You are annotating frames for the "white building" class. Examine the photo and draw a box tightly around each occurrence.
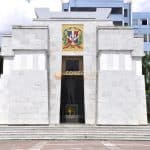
[0,9,147,125]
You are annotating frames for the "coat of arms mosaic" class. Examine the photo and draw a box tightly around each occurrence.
[62,24,84,51]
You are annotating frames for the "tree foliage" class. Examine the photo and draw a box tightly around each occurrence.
[142,54,150,98]
[142,54,150,120]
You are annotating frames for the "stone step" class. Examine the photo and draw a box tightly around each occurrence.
[0,127,149,131]
[1,131,150,133]
[0,134,150,140]
[0,132,150,136]
[0,125,150,129]
[0,129,150,133]
[0,125,149,140]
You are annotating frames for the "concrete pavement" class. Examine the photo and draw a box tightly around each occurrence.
[0,140,150,150]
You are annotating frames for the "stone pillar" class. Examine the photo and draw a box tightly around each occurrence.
[49,53,62,124]
[84,55,97,124]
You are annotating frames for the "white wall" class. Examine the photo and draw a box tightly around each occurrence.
[3,51,47,75]
[12,27,48,50]
[132,57,142,76]
[98,29,134,51]
[136,60,142,75]
[100,51,132,71]
[124,54,132,71]
[3,57,13,74]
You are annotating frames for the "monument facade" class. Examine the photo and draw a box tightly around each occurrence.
[0,9,147,125]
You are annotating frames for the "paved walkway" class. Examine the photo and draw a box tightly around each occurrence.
[0,140,150,150]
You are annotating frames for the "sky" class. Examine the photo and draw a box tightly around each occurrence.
[0,0,150,34]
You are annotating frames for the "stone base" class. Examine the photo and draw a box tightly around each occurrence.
[97,71,147,125]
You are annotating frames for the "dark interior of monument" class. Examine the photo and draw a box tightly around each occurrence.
[60,75,85,123]
[60,56,85,123]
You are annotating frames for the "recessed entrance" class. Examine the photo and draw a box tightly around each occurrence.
[60,56,85,123]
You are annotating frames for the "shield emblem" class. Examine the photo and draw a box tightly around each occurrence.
[62,24,83,51]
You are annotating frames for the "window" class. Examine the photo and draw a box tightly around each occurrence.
[62,57,83,73]
[124,23,128,26]
[111,7,122,14]
[66,60,79,71]
[144,34,147,42]
[113,21,122,26]
[124,9,128,17]
[71,7,96,12]
[64,9,68,12]
[142,19,147,25]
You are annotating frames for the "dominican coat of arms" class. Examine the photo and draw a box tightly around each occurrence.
[62,24,83,51]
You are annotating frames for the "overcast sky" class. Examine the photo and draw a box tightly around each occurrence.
[0,0,150,34]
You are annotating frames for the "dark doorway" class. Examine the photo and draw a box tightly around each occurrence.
[60,57,85,123]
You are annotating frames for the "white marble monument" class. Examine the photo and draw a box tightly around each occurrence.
[0,9,147,125]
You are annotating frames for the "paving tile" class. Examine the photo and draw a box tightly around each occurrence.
[0,140,150,150]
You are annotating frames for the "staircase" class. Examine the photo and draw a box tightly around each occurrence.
[0,125,150,140]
